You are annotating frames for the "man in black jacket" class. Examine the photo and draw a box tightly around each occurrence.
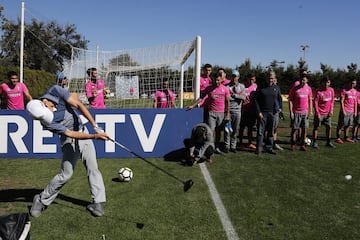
[254,71,282,155]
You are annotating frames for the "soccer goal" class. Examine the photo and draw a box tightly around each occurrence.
[63,36,201,108]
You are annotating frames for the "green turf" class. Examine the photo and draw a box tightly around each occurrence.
[1,105,360,239]
[1,143,359,239]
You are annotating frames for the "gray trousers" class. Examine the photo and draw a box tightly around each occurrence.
[224,110,241,150]
[39,128,106,206]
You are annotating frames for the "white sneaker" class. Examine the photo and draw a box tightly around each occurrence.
[87,203,105,217]
[273,143,284,151]
[215,147,224,155]
[30,194,46,217]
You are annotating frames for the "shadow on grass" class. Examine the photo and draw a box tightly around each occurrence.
[162,138,192,166]
[163,148,188,161]
[0,188,90,207]
[0,189,145,229]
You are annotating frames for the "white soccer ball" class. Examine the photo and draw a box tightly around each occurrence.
[305,137,312,146]
[345,175,352,180]
[118,167,133,182]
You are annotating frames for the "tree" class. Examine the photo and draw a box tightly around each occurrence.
[0,12,88,73]
[320,63,333,75]
[109,53,139,66]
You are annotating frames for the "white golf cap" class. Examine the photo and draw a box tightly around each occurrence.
[26,99,54,125]
[232,69,240,77]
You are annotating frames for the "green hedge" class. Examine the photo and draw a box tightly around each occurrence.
[0,66,55,98]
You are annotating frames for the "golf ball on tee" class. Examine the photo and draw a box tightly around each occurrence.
[345,175,352,180]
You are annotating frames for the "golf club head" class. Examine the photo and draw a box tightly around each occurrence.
[183,179,194,192]
[136,223,144,229]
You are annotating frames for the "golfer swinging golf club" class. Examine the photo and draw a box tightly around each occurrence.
[26,82,109,218]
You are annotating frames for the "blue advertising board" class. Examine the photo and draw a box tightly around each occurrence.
[0,108,202,158]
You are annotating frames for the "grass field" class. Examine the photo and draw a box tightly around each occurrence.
[1,107,360,239]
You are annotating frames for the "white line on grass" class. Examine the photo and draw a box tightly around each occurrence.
[199,163,239,240]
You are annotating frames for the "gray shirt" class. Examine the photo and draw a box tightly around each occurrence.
[227,82,246,112]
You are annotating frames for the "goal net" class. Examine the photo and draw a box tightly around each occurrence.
[63,36,201,108]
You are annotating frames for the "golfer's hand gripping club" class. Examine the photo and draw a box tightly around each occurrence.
[93,124,104,133]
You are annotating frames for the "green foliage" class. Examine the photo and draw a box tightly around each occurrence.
[0,12,88,73]
[109,53,140,66]
[233,60,360,93]
[1,4,360,95]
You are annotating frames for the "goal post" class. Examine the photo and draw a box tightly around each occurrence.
[63,36,201,109]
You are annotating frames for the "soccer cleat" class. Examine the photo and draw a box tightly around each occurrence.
[291,144,296,151]
[300,145,306,151]
[230,148,237,153]
[215,147,224,155]
[224,148,229,153]
[312,142,319,149]
[351,137,358,142]
[335,138,344,144]
[30,194,46,218]
[326,142,336,148]
[87,203,105,217]
[247,144,256,150]
[273,143,284,151]
[237,145,246,151]
[345,138,355,143]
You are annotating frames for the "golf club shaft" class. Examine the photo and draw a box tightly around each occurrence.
[108,138,185,184]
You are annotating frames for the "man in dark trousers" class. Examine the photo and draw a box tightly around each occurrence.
[254,71,282,155]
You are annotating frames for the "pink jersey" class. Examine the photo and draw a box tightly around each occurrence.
[357,91,360,114]
[200,76,212,91]
[341,88,357,113]
[289,84,312,114]
[0,82,29,110]
[222,78,231,85]
[85,79,106,109]
[242,83,257,112]
[314,87,334,116]
[199,76,212,108]
[153,89,175,108]
[203,84,230,112]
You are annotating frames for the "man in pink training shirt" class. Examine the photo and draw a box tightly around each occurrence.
[187,72,230,155]
[288,73,313,151]
[335,78,357,143]
[85,67,107,109]
[0,71,32,110]
[238,73,257,151]
[199,64,212,122]
[200,64,212,91]
[153,78,176,108]
[352,88,360,141]
[311,76,336,149]
[217,68,231,85]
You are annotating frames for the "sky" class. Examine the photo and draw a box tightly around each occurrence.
[1,0,359,73]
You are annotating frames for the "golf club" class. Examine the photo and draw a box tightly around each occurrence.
[108,138,194,192]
